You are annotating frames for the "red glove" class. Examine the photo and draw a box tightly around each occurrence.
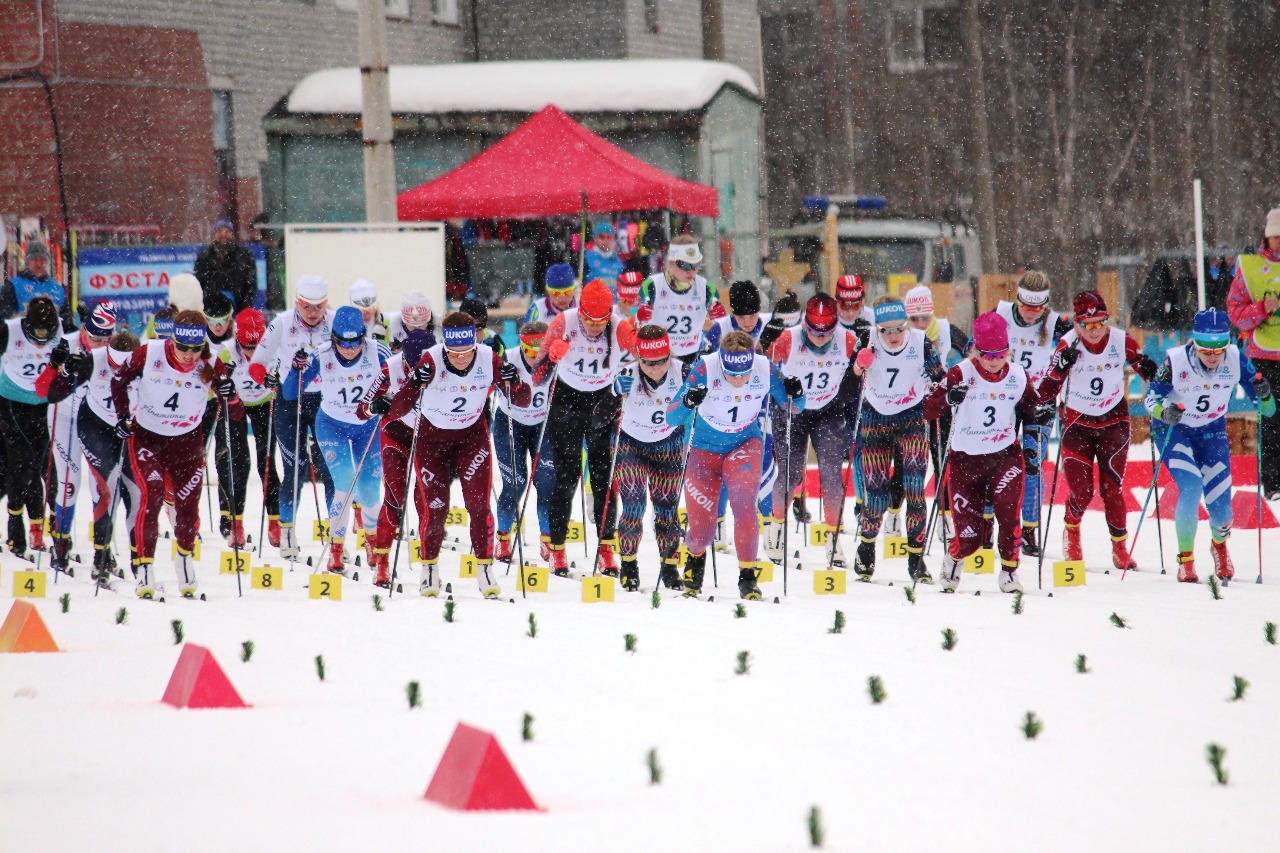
[248,362,267,385]
[547,338,571,363]
[635,304,654,324]
[708,301,727,321]
[854,348,875,374]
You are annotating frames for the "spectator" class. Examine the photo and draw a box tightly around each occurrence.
[194,218,257,312]
[2,239,75,328]
[584,222,625,293]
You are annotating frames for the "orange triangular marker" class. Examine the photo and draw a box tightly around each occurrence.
[0,600,60,653]
[162,643,248,708]
[424,722,541,811]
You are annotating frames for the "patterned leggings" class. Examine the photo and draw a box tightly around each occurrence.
[854,404,929,550]
[615,429,685,559]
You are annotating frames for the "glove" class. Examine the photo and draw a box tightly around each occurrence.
[1158,403,1185,425]
[215,376,237,400]
[263,371,280,389]
[683,385,708,408]
[369,395,392,416]
[758,316,786,351]
[67,351,93,378]
[854,347,875,374]
[784,376,804,399]
[291,348,310,372]
[1134,355,1158,382]
[410,360,435,386]
[113,418,132,440]
[1254,374,1272,400]
[946,382,969,406]
[547,338,571,363]
[635,304,654,325]
[615,373,635,395]
[1051,345,1080,374]
[499,361,519,383]
[49,339,70,369]
[708,302,727,321]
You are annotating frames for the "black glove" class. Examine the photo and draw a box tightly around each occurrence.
[411,360,435,386]
[1051,345,1080,374]
[369,395,392,416]
[114,418,132,440]
[1134,355,1158,382]
[945,382,969,406]
[1159,403,1184,425]
[67,351,93,379]
[683,385,708,408]
[1023,445,1040,477]
[215,376,237,400]
[263,371,281,389]
[49,339,70,369]
[758,316,786,351]
[1253,375,1272,400]
[291,348,310,372]
[783,376,804,399]
[500,361,519,383]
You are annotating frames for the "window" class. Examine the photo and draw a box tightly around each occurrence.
[212,91,237,226]
[644,0,660,33]
[336,0,411,20]
[432,0,459,25]
[923,7,961,65]
[887,3,960,73]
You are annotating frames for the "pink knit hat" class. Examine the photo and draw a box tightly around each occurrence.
[972,311,1009,352]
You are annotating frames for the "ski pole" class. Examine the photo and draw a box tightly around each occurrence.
[499,405,527,599]
[782,401,793,596]
[37,400,60,575]
[221,394,244,598]
[826,381,865,570]
[588,401,626,578]
[288,365,305,571]
[1125,420,1177,580]
[923,401,961,558]
[1036,414,1069,591]
[508,366,560,574]
[1258,394,1265,585]
[316,421,381,569]
[387,384,429,601]
[1151,428,1166,575]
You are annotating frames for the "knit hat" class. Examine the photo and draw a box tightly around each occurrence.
[204,292,234,323]
[874,300,908,326]
[296,274,328,305]
[903,285,934,317]
[1266,208,1280,239]
[23,240,50,263]
[168,273,204,313]
[402,329,433,369]
[804,292,839,334]
[23,297,58,344]
[972,311,1009,352]
[774,290,802,324]
[579,279,614,323]
[835,274,864,301]
[212,218,233,236]
[349,279,377,307]
[592,221,616,237]
[729,280,761,316]
[636,330,671,361]
[1192,308,1231,348]
[617,271,643,302]
[545,262,577,293]
[1072,290,1108,322]
[83,301,117,339]
[459,297,488,326]
[235,308,266,347]
[400,291,433,328]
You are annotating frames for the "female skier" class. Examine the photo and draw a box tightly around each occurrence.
[1145,309,1276,582]
[524,262,579,324]
[636,235,723,361]
[220,309,280,546]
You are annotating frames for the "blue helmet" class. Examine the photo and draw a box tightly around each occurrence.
[1192,308,1230,349]
[332,305,366,345]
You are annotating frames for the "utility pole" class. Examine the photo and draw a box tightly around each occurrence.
[962,0,999,272]
[1208,0,1232,242]
[358,0,397,222]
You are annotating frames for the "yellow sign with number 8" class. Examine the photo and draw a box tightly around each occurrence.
[1053,560,1086,587]
[252,566,282,591]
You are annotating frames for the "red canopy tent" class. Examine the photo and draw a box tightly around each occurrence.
[396,105,719,220]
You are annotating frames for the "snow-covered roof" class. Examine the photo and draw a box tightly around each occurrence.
[285,60,759,115]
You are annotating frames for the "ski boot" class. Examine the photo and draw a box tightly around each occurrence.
[175,549,198,598]
[907,551,932,584]
[477,557,500,599]
[50,534,73,575]
[1062,523,1083,562]
[230,518,247,548]
[1210,538,1234,581]
[619,558,641,592]
[91,547,114,588]
[738,564,762,600]
[327,542,346,575]
[1110,535,1137,571]
[792,495,811,524]
[998,564,1024,593]
[495,532,513,563]
[219,512,233,541]
[826,535,846,569]
[1177,551,1198,583]
[550,545,570,577]
[938,552,963,592]
[419,561,441,597]
[267,516,282,549]
[884,507,903,538]
[1021,524,1040,557]
[135,560,157,599]
[7,511,26,559]
[853,538,876,579]
[596,541,620,577]
[681,552,706,597]
[373,550,391,588]
[658,558,684,591]
[763,518,785,563]
[279,524,300,561]
[29,520,45,552]
[539,534,552,563]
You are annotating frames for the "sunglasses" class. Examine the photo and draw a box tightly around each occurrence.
[86,333,111,343]
[880,323,907,334]
[674,261,698,272]
[351,297,377,308]
[1196,345,1228,355]
[173,341,203,353]
[445,345,476,355]
[334,338,363,349]
[640,356,670,367]
[546,287,576,296]
[978,348,1009,359]
[1078,319,1108,331]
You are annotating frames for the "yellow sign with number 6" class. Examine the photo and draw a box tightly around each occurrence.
[965,548,995,574]
[581,575,615,602]
[519,565,548,592]
[252,566,282,591]
[814,569,847,595]
[309,574,342,600]
[1053,560,1086,587]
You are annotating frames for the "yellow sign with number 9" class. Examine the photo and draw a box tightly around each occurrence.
[965,548,995,574]
[809,523,834,547]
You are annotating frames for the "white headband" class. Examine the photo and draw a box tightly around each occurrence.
[1017,287,1050,307]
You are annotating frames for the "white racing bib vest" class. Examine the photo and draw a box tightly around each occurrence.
[934,319,953,360]
[419,343,494,430]
[315,344,381,424]
[779,328,852,411]
[495,350,549,426]
[87,348,137,424]
[0,317,59,402]
[863,328,932,416]
[713,313,773,347]
[383,354,420,428]
[620,362,683,443]
[133,340,211,436]
[996,300,1060,386]
[1062,327,1127,415]
[1165,344,1240,428]
[698,356,772,434]
[231,346,273,406]
[557,309,621,392]
[263,308,335,382]
[650,273,709,356]
[949,360,1028,454]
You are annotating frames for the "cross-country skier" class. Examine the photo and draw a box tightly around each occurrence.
[636,235,723,361]
[219,309,280,546]
[383,290,436,352]
[925,311,1043,593]
[703,280,779,353]
[524,262,579,325]
[1036,290,1158,570]
[836,275,875,329]
[666,331,805,598]
[616,271,644,318]
[1145,308,1276,582]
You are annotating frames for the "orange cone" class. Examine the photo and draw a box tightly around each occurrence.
[0,600,60,653]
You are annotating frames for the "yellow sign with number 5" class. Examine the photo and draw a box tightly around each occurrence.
[883,536,909,560]
[1054,560,1086,587]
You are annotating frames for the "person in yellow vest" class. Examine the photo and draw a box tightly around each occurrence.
[1226,207,1280,499]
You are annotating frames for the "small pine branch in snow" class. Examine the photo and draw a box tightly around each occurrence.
[1109,612,1129,629]
[867,676,886,704]
[941,628,958,650]
[1207,574,1222,600]
[647,748,662,785]
[828,611,846,634]
[527,612,538,638]
[808,806,824,848]
[59,593,70,613]
[624,633,637,654]
[734,603,747,619]
[443,600,456,623]
[406,681,421,709]
[1075,654,1090,674]
[314,655,326,682]
[1011,591,1024,615]
[241,641,254,663]
[170,619,184,645]
[904,586,916,605]
[735,651,751,676]
[522,713,534,742]
[1206,743,1229,784]
[1265,622,1276,645]
[651,588,661,609]
[1230,675,1249,702]
[115,607,127,625]
[371,594,384,611]
[1022,711,1043,740]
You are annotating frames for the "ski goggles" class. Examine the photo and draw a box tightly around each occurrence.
[519,333,545,360]
[545,283,577,295]
[1194,342,1229,355]
[1077,319,1108,331]
[673,260,698,272]
[878,322,908,336]
[977,347,1010,359]
[333,336,363,349]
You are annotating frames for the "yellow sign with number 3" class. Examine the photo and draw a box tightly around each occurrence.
[565,521,585,543]
[446,507,469,526]
[1053,560,1086,587]
[814,569,847,595]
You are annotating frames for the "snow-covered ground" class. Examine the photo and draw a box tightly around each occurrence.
[3,441,1279,852]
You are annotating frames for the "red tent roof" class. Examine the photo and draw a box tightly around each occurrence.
[397,105,719,220]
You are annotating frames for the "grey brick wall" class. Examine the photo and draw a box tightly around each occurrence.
[475,0,625,60]
[624,0,703,61]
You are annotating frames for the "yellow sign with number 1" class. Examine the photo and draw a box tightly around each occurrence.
[220,552,250,575]
[883,536,909,560]
[1054,560,1086,587]
[809,523,834,547]
[582,575,615,602]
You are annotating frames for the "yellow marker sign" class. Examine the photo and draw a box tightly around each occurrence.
[888,273,917,296]
[410,540,424,563]
[566,521,585,543]
[13,570,46,598]
[446,507,469,527]
[219,552,251,575]
[519,565,549,592]
[809,523,835,548]
[754,561,774,584]
[251,566,282,591]
[965,548,995,574]
[312,519,330,541]
[814,569,847,595]
[356,529,366,548]
[171,539,202,560]
[309,574,342,600]
[678,507,688,526]
[459,554,477,578]
[582,575,615,602]
[1053,560,1086,587]
[883,536,910,560]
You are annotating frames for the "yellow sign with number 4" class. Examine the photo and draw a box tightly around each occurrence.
[309,574,342,600]
[965,548,995,574]
[252,566,282,591]
[1054,560,1086,587]
[13,570,45,598]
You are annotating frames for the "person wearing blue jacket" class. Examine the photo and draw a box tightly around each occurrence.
[584,222,625,293]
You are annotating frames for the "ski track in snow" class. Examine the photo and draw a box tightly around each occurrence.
[2,443,1279,852]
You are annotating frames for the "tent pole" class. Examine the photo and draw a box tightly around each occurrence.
[578,190,588,283]
[1193,178,1207,311]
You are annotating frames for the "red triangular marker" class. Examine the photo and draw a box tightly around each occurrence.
[424,722,540,811]
[1231,490,1278,530]
[162,643,248,709]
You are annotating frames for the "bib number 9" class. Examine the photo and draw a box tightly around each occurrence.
[1089,377,1104,396]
